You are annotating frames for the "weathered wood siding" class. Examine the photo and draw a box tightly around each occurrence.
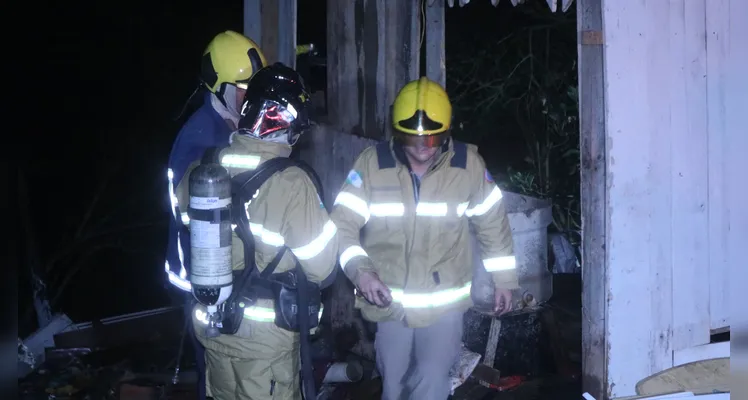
[326,0,420,140]
[297,125,377,353]
[597,0,745,397]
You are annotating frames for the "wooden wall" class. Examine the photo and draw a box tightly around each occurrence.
[581,0,745,397]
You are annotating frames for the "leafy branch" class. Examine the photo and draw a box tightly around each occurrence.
[446,5,580,247]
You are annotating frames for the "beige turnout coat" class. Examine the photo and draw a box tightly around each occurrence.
[330,138,519,328]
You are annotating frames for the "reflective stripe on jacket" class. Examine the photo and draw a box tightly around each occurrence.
[330,139,518,328]
[175,133,339,331]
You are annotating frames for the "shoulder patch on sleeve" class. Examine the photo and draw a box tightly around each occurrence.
[484,169,494,183]
[346,169,364,188]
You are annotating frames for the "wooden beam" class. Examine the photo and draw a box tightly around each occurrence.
[243,0,261,44]
[327,0,420,139]
[276,0,297,68]
[577,0,607,398]
[243,0,297,68]
[425,0,446,88]
[260,0,280,64]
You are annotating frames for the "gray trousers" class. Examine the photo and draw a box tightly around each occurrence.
[375,311,464,400]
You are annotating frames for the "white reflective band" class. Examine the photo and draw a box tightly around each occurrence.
[370,203,405,217]
[292,220,338,260]
[465,186,503,218]
[167,168,179,219]
[334,190,502,220]
[415,202,448,217]
[181,212,190,225]
[334,192,370,222]
[483,255,516,272]
[221,154,261,169]
[339,246,369,270]
[457,202,469,217]
[167,268,192,291]
[177,232,187,279]
[390,282,472,309]
[195,305,324,324]
[242,306,276,322]
[248,222,285,247]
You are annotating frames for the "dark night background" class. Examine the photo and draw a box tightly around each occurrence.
[20,1,577,337]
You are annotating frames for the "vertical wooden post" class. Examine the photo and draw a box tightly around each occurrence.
[425,0,446,88]
[243,0,261,45]
[276,0,297,68]
[327,0,420,140]
[243,0,297,68]
[577,0,607,398]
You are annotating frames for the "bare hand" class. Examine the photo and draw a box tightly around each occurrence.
[494,288,513,315]
[357,272,392,307]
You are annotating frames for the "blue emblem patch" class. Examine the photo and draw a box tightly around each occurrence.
[346,169,363,188]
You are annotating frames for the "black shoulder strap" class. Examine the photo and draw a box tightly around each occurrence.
[230,157,327,282]
[376,141,396,169]
[201,145,228,165]
[450,140,468,169]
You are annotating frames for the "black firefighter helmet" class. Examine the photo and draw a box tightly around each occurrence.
[237,62,313,145]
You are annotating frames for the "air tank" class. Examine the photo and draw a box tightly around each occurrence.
[188,163,233,338]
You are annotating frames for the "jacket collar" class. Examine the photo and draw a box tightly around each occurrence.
[228,132,292,162]
[391,137,453,172]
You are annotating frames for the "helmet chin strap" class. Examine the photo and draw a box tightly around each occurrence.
[211,84,242,126]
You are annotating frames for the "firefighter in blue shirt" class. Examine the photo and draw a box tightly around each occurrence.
[164,30,267,400]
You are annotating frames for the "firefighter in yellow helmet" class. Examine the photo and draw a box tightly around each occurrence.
[165,31,266,400]
[200,30,268,129]
[330,77,519,400]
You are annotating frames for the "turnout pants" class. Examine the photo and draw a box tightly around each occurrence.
[193,304,301,400]
[375,310,464,400]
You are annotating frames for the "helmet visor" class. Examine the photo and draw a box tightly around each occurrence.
[247,100,297,138]
[393,131,450,148]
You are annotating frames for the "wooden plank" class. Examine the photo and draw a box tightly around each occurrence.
[482,318,501,367]
[425,0,446,87]
[383,0,420,140]
[668,0,710,352]
[722,1,748,337]
[326,0,419,139]
[705,0,731,333]
[276,0,297,68]
[576,0,607,398]
[635,358,729,396]
[601,0,674,396]
[259,0,279,64]
[243,0,262,43]
[326,0,360,134]
[673,342,730,367]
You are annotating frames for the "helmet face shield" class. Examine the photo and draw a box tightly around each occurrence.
[246,100,297,139]
[394,131,449,148]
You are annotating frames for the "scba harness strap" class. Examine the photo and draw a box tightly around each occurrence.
[200,146,323,400]
[199,146,326,335]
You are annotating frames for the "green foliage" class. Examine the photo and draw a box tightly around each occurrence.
[446,7,580,247]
